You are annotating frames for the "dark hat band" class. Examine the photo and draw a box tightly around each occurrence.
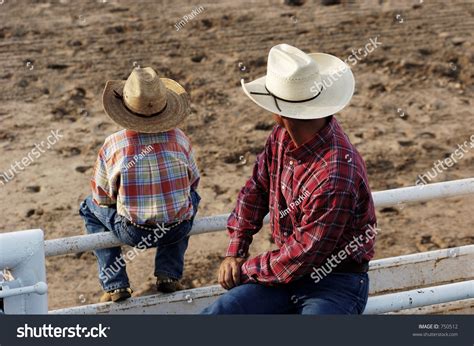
[113,89,168,118]
[250,85,323,112]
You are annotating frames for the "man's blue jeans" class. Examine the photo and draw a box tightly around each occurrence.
[79,190,200,292]
[201,272,369,314]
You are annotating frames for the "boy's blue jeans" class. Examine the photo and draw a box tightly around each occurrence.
[201,272,369,314]
[79,190,200,292]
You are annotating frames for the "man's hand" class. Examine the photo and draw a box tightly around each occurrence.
[218,256,246,290]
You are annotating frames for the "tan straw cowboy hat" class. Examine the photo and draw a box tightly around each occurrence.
[102,67,190,133]
[241,43,355,119]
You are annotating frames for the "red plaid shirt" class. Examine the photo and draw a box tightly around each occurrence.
[227,116,376,284]
[91,129,200,225]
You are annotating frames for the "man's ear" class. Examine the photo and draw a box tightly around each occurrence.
[273,114,285,128]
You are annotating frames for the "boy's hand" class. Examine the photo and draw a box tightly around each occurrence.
[218,257,246,290]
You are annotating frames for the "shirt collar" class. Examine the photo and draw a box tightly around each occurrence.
[284,116,336,161]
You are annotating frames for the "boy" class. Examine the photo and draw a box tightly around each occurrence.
[80,67,200,302]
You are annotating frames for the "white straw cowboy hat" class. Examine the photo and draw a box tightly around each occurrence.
[102,67,190,133]
[241,43,355,119]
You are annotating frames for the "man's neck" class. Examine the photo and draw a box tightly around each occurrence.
[283,117,330,148]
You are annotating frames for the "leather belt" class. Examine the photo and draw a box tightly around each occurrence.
[126,219,184,231]
[333,260,369,273]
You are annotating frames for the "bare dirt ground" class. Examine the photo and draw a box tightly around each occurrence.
[0,0,473,310]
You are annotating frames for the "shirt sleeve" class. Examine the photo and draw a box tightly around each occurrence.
[91,147,117,206]
[187,147,200,190]
[241,187,356,284]
[226,137,272,258]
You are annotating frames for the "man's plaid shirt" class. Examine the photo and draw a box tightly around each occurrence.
[91,129,200,225]
[227,117,376,284]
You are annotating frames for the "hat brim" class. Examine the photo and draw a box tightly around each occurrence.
[102,78,190,133]
[241,53,355,119]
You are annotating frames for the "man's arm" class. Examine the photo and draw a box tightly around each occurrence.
[226,136,272,258]
[91,148,118,206]
[219,135,273,289]
[241,186,356,285]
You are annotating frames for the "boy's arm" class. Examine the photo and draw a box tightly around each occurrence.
[187,147,200,190]
[90,148,117,206]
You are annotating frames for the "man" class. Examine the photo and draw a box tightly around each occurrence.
[79,67,200,302]
[202,44,376,314]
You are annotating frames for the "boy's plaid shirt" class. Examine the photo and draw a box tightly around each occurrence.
[226,117,377,285]
[91,129,200,225]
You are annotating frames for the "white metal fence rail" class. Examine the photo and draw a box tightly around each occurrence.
[0,229,48,314]
[44,178,474,257]
[49,244,474,315]
[2,178,474,314]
